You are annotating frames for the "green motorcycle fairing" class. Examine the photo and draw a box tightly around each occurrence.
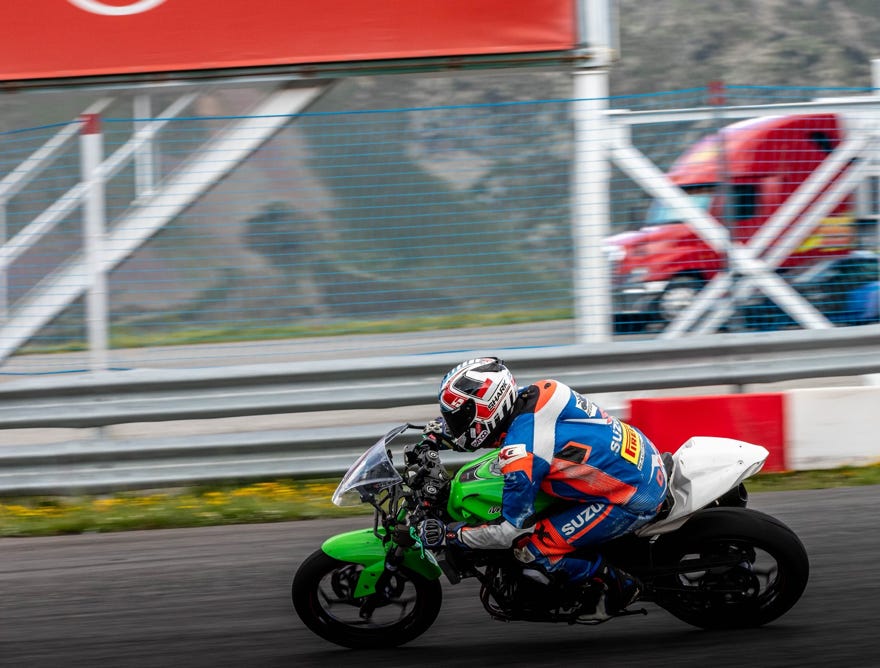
[321,529,442,598]
[320,448,552,597]
[447,448,554,522]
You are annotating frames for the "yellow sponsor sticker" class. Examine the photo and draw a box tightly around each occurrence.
[620,423,643,468]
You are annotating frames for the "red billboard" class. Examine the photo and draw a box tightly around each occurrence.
[2,0,578,82]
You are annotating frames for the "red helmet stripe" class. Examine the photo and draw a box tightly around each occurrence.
[475,378,493,398]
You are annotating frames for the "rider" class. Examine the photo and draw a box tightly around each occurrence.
[418,357,668,620]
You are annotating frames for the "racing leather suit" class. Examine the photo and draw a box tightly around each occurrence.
[456,379,668,583]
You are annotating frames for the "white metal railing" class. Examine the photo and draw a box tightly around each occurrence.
[584,85,880,339]
[0,85,327,367]
[0,98,114,318]
[0,94,195,276]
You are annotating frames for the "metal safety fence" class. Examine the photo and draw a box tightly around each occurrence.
[2,325,880,494]
[0,81,879,377]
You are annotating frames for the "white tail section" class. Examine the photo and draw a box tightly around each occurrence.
[637,437,769,537]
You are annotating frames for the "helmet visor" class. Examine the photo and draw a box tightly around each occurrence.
[441,398,476,440]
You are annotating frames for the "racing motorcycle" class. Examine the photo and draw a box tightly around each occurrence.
[292,424,809,649]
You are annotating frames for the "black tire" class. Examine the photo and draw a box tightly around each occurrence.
[657,274,705,325]
[652,508,809,629]
[292,549,442,649]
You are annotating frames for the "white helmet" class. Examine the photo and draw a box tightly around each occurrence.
[438,357,517,451]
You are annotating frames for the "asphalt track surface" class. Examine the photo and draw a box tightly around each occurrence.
[1,485,877,668]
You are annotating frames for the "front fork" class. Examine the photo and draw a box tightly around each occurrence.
[358,538,410,618]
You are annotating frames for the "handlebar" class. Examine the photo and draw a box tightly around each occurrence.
[403,440,451,508]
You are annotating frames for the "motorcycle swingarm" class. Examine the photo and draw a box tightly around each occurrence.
[640,552,752,581]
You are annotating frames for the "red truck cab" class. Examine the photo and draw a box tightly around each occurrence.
[608,113,857,330]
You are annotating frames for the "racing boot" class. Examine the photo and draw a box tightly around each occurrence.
[577,562,642,622]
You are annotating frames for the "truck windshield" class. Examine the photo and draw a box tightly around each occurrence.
[646,191,713,226]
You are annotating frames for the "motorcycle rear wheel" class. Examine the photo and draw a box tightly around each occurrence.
[652,507,809,629]
[292,549,442,649]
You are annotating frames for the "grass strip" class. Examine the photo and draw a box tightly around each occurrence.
[0,480,370,538]
[21,309,572,354]
[1,464,878,538]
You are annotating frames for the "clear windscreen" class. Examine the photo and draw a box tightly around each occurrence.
[331,425,408,507]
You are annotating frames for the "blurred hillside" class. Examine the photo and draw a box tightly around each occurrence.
[288,0,880,130]
[613,0,880,93]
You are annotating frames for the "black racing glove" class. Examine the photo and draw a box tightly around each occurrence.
[419,519,469,551]
[418,417,457,451]
[403,419,452,501]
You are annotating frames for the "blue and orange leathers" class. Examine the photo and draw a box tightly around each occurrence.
[459,380,668,583]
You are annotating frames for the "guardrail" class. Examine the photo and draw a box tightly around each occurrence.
[0,423,489,495]
[2,325,879,494]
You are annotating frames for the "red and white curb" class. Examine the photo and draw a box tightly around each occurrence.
[624,387,880,473]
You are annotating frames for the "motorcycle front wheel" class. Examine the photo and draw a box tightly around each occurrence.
[652,507,809,629]
[292,549,443,649]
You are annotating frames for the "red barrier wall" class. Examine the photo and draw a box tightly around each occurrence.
[627,393,787,472]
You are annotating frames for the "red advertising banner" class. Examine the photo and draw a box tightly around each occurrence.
[3,0,578,82]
